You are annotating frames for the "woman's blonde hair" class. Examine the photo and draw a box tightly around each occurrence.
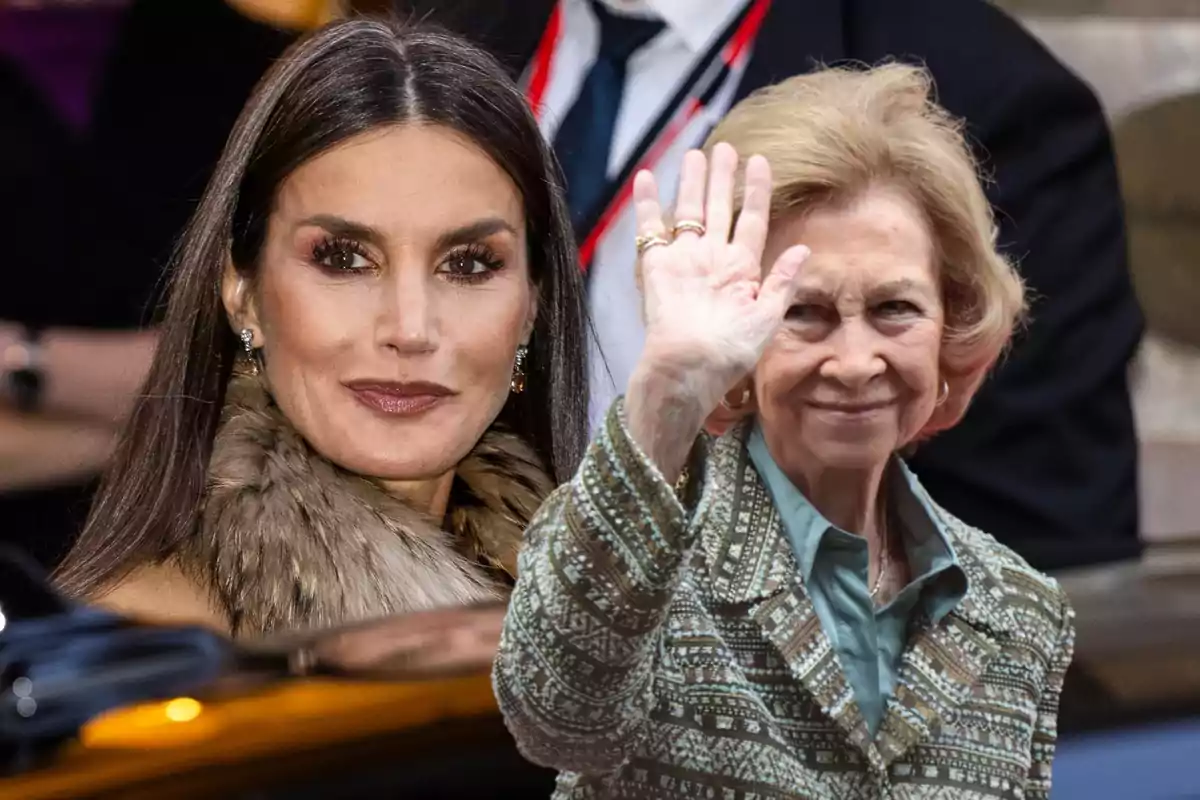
[706,63,1025,404]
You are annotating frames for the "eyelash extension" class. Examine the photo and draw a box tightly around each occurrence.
[442,242,505,285]
[311,234,372,271]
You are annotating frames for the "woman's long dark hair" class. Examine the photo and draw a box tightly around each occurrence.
[56,18,589,597]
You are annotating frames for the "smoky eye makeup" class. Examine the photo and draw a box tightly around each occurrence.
[309,233,375,273]
[292,214,519,282]
[436,241,506,285]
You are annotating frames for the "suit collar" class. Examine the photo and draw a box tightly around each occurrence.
[745,424,967,621]
[702,424,1014,631]
[700,427,875,761]
[623,0,749,53]
[937,504,1020,639]
[503,0,849,101]
[874,518,1016,766]
[698,424,1017,767]
[700,425,795,605]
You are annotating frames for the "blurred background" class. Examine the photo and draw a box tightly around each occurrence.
[0,0,1197,797]
[994,2,1200,796]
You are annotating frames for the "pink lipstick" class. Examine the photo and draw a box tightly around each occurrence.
[346,381,455,417]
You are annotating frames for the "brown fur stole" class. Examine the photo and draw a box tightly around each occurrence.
[181,375,553,639]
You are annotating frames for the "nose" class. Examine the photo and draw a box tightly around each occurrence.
[817,316,886,390]
[376,264,439,354]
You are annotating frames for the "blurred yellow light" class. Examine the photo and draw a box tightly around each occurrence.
[82,697,216,749]
[164,697,203,723]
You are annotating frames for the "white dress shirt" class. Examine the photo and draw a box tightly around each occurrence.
[530,0,753,430]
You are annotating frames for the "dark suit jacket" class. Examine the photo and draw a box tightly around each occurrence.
[397,0,1145,570]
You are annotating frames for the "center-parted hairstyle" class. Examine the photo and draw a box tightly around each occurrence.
[57,18,589,596]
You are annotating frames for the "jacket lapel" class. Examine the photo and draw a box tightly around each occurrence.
[701,432,1019,769]
[874,505,1017,767]
[700,428,881,767]
[446,0,848,94]
[752,588,882,769]
[700,431,794,604]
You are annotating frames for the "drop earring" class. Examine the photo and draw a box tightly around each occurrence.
[511,345,528,394]
[240,328,259,375]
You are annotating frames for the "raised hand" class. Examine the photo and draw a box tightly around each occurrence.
[623,144,810,479]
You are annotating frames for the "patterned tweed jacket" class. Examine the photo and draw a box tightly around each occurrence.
[494,404,1075,799]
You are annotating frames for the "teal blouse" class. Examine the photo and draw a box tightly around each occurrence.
[746,425,968,735]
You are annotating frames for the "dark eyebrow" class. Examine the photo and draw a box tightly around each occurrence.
[295,215,387,249]
[433,217,518,252]
[294,215,518,252]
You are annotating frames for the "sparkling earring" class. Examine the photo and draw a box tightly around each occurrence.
[240,328,259,375]
[936,378,949,406]
[511,345,528,394]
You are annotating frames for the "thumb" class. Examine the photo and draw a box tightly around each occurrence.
[757,244,810,319]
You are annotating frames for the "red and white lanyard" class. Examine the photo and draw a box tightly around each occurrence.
[525,0,772,271]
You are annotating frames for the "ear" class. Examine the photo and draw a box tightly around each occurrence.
[917,366,989,439]
[702,380,756,437]
[221,260,261,342]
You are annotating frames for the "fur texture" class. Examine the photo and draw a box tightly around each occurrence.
[181,374,554,639]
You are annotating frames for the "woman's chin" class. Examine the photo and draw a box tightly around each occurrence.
[327,452,448,481]
[318,424,473,482]
[806,439,896,471]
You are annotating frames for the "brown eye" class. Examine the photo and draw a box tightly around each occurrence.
[436,243,504,284]
[440,254,491,277]
[329,248,364,271]
[312,236,372,272]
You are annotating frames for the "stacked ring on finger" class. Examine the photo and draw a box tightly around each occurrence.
[635,233,671,256]
[671,219,706,237]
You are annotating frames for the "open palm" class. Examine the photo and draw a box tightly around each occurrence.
[634,143,811,416]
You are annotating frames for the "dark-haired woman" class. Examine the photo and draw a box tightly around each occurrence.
[54,18,590,639]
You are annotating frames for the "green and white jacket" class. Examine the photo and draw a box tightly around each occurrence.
[494,401,1075,800]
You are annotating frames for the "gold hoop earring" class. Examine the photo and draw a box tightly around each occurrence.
[511,345,528,394]
[720,385,751,411]
[936,378,949,406]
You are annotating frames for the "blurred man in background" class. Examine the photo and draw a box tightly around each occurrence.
[394,0,1145,571]
[0,0,1145,574]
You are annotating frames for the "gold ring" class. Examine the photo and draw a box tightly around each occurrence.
[720,386,752,411]
[672,220,706,237]
[635,234,671,256]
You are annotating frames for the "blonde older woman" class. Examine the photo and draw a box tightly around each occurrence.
[494,64,1074,799]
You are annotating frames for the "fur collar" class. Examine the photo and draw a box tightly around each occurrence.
[181,374,553,639]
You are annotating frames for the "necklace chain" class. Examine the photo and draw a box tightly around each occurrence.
[869,502,891,600]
